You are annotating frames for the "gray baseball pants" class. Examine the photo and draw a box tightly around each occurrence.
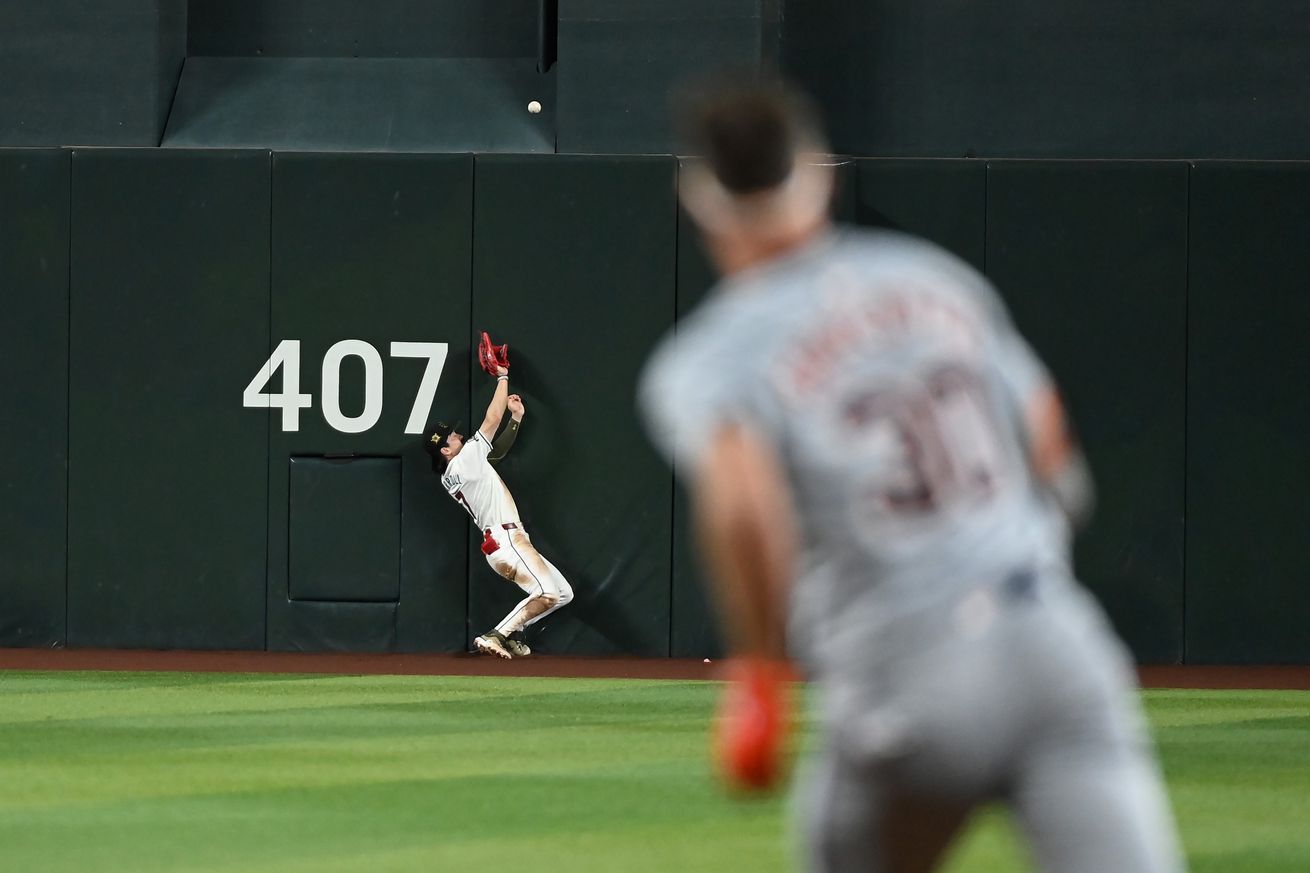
[799,575,1185,873]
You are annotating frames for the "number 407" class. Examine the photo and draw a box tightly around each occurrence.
[243,340,447,434]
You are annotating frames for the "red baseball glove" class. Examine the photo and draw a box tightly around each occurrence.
[478,331,510,377]
[715,657,793,791]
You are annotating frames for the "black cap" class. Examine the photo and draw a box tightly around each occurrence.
[423,421,460,473]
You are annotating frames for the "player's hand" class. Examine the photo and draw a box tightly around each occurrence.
[507,394,525,417]
[715,657,792,792]
[479,331,510,377]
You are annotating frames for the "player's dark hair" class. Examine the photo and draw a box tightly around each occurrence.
[676,76,826,194]
[424,425,454,475]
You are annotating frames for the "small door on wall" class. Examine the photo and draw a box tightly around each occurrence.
[289,456,401,603]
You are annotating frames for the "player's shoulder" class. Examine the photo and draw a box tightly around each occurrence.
[639,284,768,463]
[449,434,491,474]
[639,312,717,424]
[838,226,982,283]
[837,226,1004,322]
[641,229,984,407]
[644,231,852,403]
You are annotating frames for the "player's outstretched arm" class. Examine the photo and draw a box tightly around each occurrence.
[989,300,1096,528]
[694,423,794,659]
[694,423,797,792]
[488,395,524,464]
[478,366,510,441]
[1026,387,1095,527]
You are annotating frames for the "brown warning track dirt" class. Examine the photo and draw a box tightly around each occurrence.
[1137,665,1310,691]
[1,648,1309,689]
[0,648,719,680]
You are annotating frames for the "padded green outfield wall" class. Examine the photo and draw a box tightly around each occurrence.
[0,150,69,647]
[0,150,1305,663]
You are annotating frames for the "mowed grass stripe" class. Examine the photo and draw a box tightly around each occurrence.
[0,672,1306,873]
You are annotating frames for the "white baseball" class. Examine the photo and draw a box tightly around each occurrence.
[528,100,542,114]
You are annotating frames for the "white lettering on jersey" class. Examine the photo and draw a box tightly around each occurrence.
[773,286,984,404]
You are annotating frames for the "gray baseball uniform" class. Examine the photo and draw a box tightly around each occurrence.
[640,228,1184,873]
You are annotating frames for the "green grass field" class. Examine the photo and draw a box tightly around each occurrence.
[0,671,1306,873]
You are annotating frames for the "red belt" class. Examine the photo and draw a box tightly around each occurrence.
[501,522,520,530]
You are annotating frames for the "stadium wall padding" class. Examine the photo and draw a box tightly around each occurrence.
[0,149,70,647]
[266,152,473,653]
[470,155,677,656]
[984,161,1188,664]
[1186,163,1310,664]
[669,163,724,660]
[66,149,270,649]
[853,159,986,272]
[1,149,1307,663]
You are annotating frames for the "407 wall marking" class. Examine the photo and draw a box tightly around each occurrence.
[243,340,447,434]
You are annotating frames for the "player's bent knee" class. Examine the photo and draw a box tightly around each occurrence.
[556,581,574,606]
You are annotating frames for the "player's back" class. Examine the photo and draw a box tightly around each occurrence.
[642,228,1076,669]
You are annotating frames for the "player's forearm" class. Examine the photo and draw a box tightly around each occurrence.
[1044,449,1095,528]
[481,376,510,433]
[1026,388,1095,527]
[487,417,521,464]
[696,506,789,660]
[694,426,795,660]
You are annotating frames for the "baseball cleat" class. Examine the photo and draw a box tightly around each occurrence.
[474,632,513,660]
[504,636,531,657]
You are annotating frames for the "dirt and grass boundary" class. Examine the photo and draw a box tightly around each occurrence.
[2,648,1309,689]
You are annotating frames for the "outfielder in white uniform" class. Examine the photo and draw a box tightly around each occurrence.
[641,80,1186,873]
[426,360,573,660]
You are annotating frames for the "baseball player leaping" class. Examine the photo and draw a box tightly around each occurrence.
[425,332,573,660]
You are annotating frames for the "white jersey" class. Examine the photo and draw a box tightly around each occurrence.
[441,431,522,531]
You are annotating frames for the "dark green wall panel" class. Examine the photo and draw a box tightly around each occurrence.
[854,159,986,271]
[0,149,69,646]
[986,161,1187,663]
[1187,163,1310,664]
[68,149,269,648]
[669,161,724,659]
[471,154,677,655]
[267,152,472,652]
[272,601,398,653]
